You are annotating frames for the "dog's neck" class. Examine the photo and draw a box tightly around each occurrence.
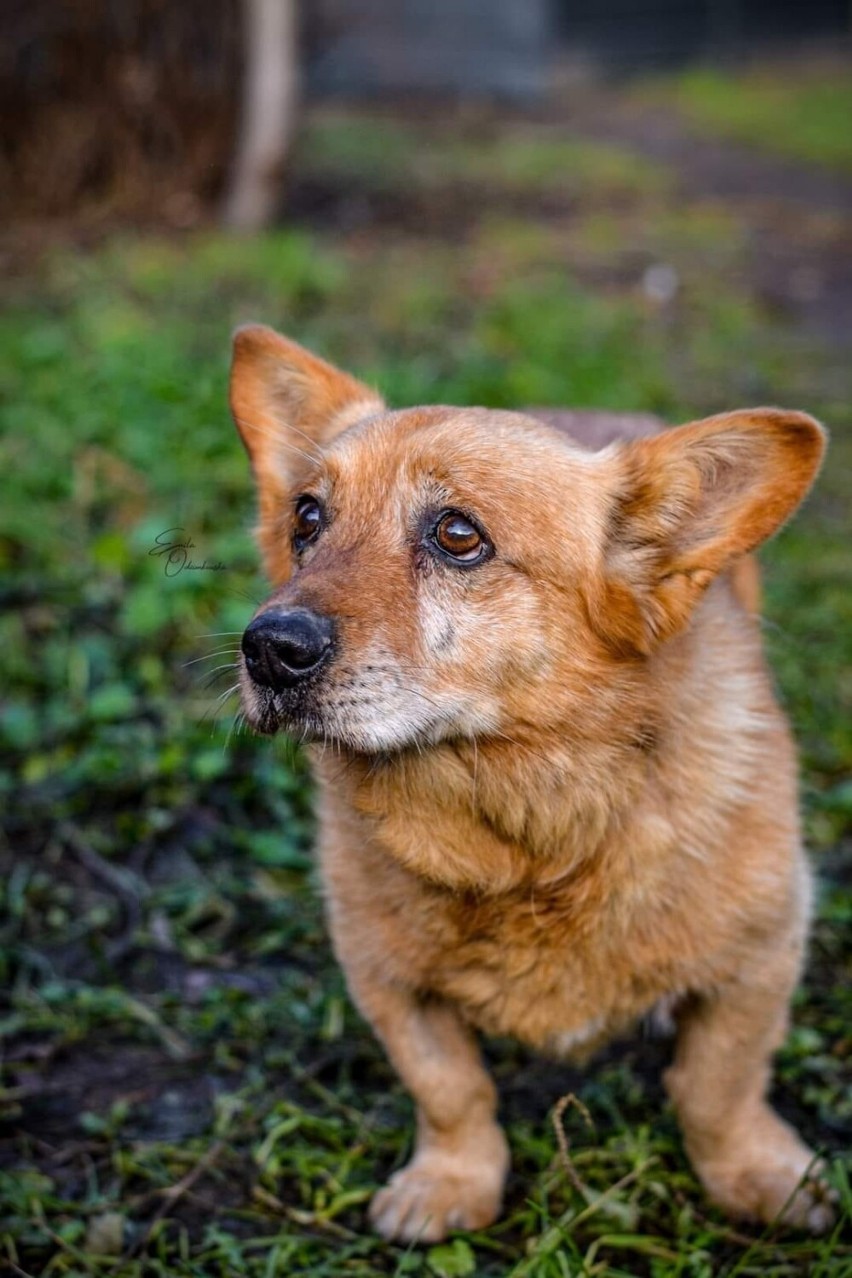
[318,582,776,896]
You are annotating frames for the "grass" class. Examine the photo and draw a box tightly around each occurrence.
[638,61,852,172]
[2,58,852,1278]
[299,113,670,201]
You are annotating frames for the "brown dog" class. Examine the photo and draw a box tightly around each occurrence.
[229,323,831,1241]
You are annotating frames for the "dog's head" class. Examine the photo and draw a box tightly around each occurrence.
[231,324,825,753]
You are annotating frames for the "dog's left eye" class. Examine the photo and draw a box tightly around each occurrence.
[432,512,488,564]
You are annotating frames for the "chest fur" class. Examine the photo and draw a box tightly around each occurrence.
[315,717,795,1054]
[319,810,727,1054]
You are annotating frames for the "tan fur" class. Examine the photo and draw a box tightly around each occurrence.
[229,324,832,1241]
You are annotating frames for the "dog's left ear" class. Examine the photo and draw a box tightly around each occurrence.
[590,408,826,655]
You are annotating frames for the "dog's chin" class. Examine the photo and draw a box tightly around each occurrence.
[239,689,282,737]
[240,687,322,741]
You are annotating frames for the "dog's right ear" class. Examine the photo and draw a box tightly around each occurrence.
[230,325,384,575]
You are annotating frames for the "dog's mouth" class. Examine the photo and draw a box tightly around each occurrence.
[239,668,331,741]
[240,664,456,753]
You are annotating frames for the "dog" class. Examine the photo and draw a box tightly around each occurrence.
[229,323,831,1242]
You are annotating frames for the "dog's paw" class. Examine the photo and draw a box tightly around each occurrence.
[696,1133,835,1233]
[369,1140,507,1243]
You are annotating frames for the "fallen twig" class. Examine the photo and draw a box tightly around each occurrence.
[121,1139,226,1260]
[551,1091,595,1200]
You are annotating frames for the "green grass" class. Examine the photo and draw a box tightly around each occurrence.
[2,59,852,1278]
[640,62,852,171]
[300,113,669,200]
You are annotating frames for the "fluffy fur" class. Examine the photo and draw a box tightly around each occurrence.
[229,323,831,1241]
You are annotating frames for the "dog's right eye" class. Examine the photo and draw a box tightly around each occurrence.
[293,495,323,550]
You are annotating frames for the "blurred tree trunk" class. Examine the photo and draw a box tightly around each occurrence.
[223,0,299,230]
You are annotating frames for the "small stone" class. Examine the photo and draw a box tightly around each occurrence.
[642,262,679,305]
[85,1211,125,1255]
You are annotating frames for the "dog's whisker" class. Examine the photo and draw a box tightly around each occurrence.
[199,681,241,733]
[221,586,266,608]
[478,728,556,771]
[285,417,331,462]
[183,648,241,668]
[200,663,239,689]
[233,413,322,467]
[241,411,326,463]
[471,736,479,817]
[223,705,247,754]
[208,702,239,739]
[212,681,240,707]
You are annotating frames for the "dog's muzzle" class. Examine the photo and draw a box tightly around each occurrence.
[241,608,335,691]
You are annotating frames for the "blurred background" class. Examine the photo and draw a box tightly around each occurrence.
[1,4,851,1275]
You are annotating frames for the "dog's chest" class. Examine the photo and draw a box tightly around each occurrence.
[319,762,720,1054]
[422,891,665,1051]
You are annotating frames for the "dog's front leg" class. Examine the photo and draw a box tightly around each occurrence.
[665,964,834,1231]
[353,978,509,1242]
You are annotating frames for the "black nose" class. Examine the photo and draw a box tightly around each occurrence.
[241,609,335,690]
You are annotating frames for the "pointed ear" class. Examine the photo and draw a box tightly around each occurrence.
[229,323,384,524]
[590,408,826,655]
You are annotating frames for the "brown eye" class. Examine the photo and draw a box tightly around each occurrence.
[433,511,487,564]
[294,495,323,549]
